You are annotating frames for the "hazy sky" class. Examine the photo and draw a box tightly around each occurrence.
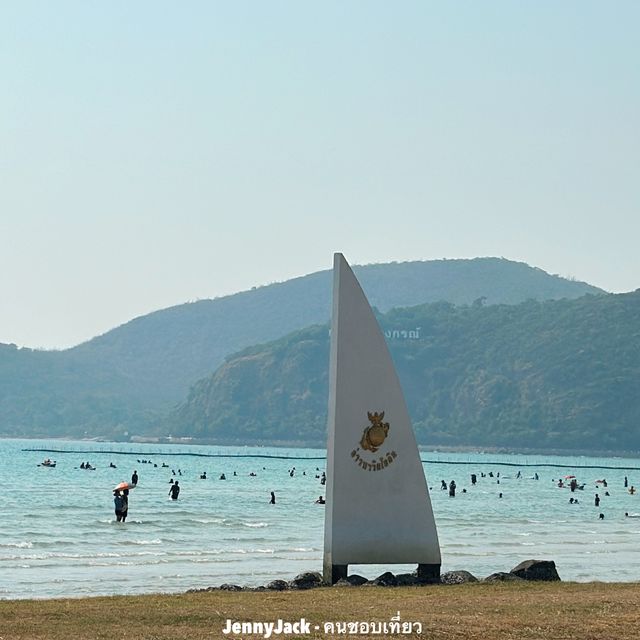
[2,1,638,349]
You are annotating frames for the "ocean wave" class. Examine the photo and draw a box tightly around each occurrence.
[192,518,226,525]
[169,549,243,557]
[0,541,33,549]
[87,559,169,567]
[0,550,168,562]
[0,552,81,561]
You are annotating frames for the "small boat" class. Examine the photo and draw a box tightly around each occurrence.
[38,458,56,468]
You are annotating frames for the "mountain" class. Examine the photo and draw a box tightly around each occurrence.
[169,291,640,454]
[0,258,604,438]
[65,257,606,406]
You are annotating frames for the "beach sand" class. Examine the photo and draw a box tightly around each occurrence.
[1,582,639,639]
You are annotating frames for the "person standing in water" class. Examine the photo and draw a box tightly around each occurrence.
[131,470,138,485]
[169,481,180,500]
[113,490,123,522]
[270,491,276,504]
[121,489,129,522]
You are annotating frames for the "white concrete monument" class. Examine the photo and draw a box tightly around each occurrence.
[323,253,441,584]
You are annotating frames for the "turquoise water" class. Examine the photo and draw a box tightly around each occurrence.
[1,438,640,599]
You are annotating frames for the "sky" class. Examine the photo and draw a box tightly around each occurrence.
[1,1,638,350]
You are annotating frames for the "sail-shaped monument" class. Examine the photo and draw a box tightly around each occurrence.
[323,253,441,584]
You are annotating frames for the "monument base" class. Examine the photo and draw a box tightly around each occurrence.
[417,563,441,584]
[324,564,348,585]
[324,563,441,585]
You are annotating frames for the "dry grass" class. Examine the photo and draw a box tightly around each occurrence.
[1,582,639,640]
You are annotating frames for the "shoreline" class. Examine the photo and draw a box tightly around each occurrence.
[1,560,637,604]
[1,576,639,604]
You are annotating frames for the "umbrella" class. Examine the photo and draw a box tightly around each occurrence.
[113,481,136,491]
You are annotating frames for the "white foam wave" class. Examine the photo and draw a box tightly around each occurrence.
[193,518,225,525]
[0,541,33,549]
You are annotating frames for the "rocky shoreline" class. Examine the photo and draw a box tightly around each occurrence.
[187,559,561,593]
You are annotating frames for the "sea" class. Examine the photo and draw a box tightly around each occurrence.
[2,438,640,600]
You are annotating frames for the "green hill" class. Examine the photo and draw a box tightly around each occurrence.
[0,258,603,439]
[169,291,640,453]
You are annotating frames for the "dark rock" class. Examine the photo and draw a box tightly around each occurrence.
[395,573,418,586]
[372,571,398,587]
[186,586,217,593]
[510,559,561,582]
[265,579,289,591]
[441,570,479,585]
[333,574,368,587]
[484,572,525,583]
[334,578,354,587]
[290,571,323,590]
[219,583,243,591]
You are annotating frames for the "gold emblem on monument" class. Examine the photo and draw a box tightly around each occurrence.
[360,411,390,453]
[351,411,397,471]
